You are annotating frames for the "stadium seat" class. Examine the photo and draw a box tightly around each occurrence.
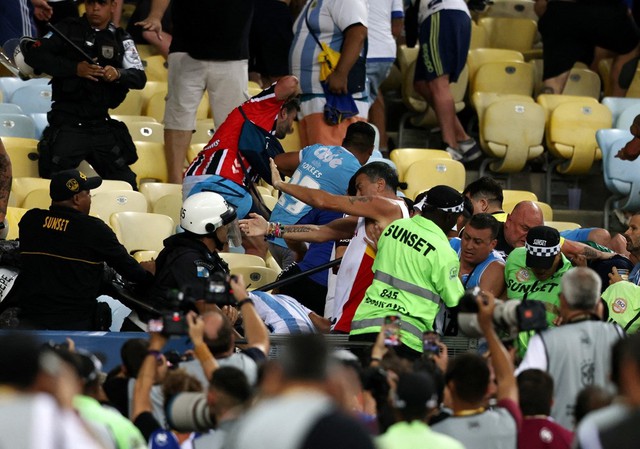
[125,120,164,143]
[562,68,601,100]
[93,179,135,193]
[0,113,36,138]
[467,48,524,87]
[0,104,23,114]
[130,141,169,184]
[543,100,612,202]
[389,148,452,182]
[143,55,168,82]
[502,189,538,205]
[111,115,159,124]
[471,60,534,98]
[139,182,182,206]
[596,128,640,229]
[90,190,149,224]
[21,188,51,210]
[403,158,466,199]
[470,21,488,49]
[471,93,545,177]
[187,143,206,165]
[29,112,49,140]
[615,102,640,130]
[6,206,28,240]
[109,89,144,116]
[477,17,538,54]
[536,94,601,124]
[0,77,49,101]
[229,265,279,290]
[478,0,538,21]
[544,221,582,232]
[133,250,159,263]
[144,90,209,123]
[601,97,640,126]
[261,194,278,211]
[151,193,182,226]
[110,211,175,254]
[192,119,215,145]
[11,176,50,207]
[218,252,266,268]
[1,137,40,177]
[9,84,53,114]
[248,81,262,97]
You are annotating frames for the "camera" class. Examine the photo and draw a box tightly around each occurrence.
[201,272,236,306]
[457,286,548,339]
[165,392,214,432]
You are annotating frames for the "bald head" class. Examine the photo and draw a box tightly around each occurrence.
[504,201,544,248]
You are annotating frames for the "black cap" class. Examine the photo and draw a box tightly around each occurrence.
[50,169,102,201]
[525,226,561,269]
[414,185,465,213]
[394,372,437,410]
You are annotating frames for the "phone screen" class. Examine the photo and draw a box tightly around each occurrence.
[423,331,440,355]
[148,319,164,333]
[384,315,401,346]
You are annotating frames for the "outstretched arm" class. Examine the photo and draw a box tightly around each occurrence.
[270,159,400,223]
[561,239,614,262]
[239,213,358,243]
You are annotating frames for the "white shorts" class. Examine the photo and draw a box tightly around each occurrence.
[164,52,249,130]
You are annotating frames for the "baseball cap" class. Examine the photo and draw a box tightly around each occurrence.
[394,372,437,410]
[525,226,561,269]
[50,169,102,201]
[414,185,465,214]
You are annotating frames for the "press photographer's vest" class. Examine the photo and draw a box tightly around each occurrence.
[350,216,464,353]
[540,320,623,429]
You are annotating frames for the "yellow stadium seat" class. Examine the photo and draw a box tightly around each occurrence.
[90,190,149,224]
[389,148,452,182]
[143,55,168,82]
[479,0,538,21]
[467,48,524,87]
[144,90,209,123]
[133,250,159,263]
[562,68,601,100]
[125,121,164,143]
[536,94,601,125]
[21,188,51,210]
[471,60,534,98]
[139,182,182,206]
[502,189,538,205]
[110,211,175,253]
[192,119,215,145]
[544,221,581,232]
[11,176,50,207]
[229,265,279,290]
[397,45,420,77]
[94,179,135,193]
[6,206,28,240]
[470,21,488,49]
[2,137,40,178]
[187,143,206,165]
[135,44,160,60]
[261,194,278,211]
[278,120,301,153]
[218,252,266,268]
[151,193,182,226]
[109,89,144,116]
[403,158,466,199]
[478,17,538,54]
[248,81,263,97]
[111,115,159,124]
[472,92,545,176]
[130,141,169,184]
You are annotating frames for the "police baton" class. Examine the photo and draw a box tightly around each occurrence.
[45,22,96,64]
[256,257,342,292]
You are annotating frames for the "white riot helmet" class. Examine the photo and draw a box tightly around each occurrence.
[180,192,241,247]
[12,37,40,80]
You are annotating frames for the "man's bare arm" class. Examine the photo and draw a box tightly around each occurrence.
[273,151,301,177]
[135,0,170,37]
[561,239,614,262]
[239,213,358,243]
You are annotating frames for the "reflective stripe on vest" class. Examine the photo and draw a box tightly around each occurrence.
[374,271,442,304]
[350,316,424,341]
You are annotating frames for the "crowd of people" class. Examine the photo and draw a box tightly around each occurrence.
[2,0,640,448]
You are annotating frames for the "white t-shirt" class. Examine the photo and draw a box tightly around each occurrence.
[367,0,404,61]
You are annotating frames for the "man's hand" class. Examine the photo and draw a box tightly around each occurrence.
[371,326,390,362]
[269,158,283,190]
[135,17,163,39]
[239,213,269,237]
[221,305,239,325]
[616,137,640,161]
[102,65,120,83]
[326,69,349,95]
[149,331,168,351]
[139,260,156,275]
[32,0,53,21]
[186,311,205,346]
[608,266,624,285]
[476,290,496,333]
[229,274,249,302]
[77,61,104,82]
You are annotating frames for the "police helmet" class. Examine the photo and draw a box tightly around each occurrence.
[180,192,237,235]
[13,37,39,80]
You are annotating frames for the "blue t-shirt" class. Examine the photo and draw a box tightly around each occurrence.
[270,144,361,249]
[449,237,505,288]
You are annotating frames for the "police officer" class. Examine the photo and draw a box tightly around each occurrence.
[350,185,466,360]
[150,192,241,306]
[16,170,154,330]
[24,0,146,188]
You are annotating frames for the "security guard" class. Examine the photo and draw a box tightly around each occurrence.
[16,170,154,330]
[602,281,640,333]
[150,192,241,307]
[350,185,466,359]
[24,0,146,188]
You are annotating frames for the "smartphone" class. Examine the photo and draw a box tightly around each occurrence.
[148,319,164,333]
[384,314,401,346]
[423,331,440,356]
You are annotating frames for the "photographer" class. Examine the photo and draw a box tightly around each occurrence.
[432,291,521,449]
[515,267,624,429]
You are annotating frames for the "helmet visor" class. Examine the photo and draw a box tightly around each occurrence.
[226,219,243,248]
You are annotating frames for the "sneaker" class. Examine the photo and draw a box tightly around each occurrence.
[445,146,464,161]
[458,138,482,162]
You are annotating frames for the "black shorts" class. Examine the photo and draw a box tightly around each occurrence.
[248,0,293,78]
[539,1,640,80]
